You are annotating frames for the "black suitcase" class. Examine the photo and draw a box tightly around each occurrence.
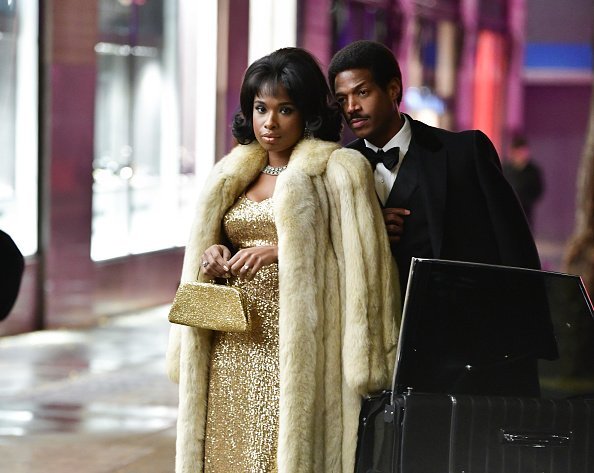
[357,392,594,473]
[356,259,594,473]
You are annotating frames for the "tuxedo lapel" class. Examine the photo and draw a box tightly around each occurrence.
[350,138,419,209]
[348,125,447,260]
[385,148,419,208]
[409,122,447,259]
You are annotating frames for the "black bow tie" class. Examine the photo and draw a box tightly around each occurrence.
[362,146,400,171]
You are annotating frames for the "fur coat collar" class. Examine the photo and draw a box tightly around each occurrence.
[167,138,399,472]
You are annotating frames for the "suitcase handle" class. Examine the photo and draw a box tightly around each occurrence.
[499,430,570,447]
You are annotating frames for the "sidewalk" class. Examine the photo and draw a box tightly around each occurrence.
[0,306,178,473]
[0,239,568,472]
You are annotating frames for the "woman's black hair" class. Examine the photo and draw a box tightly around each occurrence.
[328,40,403,105]
[232,47,342,144]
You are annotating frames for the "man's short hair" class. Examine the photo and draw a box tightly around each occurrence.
[328,40,402,104]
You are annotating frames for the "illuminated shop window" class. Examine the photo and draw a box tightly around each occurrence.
[248,0,296,62]
[404,86,445,128]
[406,20,458,129]
[0,0,38,256]
[92,0,193,261]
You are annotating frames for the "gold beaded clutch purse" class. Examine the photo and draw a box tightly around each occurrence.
[168,281,249,332]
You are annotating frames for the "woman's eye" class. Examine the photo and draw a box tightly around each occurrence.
[255,105,265,113]
[280,107,294,115]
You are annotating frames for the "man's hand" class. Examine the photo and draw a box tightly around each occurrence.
[383,208,410,243]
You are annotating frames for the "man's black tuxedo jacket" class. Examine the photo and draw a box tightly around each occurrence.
[349,116,540,293]
[349,117,556,393]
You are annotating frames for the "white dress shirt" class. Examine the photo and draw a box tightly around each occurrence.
[364,114,412,205]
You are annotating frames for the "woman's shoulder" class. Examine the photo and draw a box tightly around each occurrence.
[289,139,339,175]
[219,142,265,168]
[204,142,267,182]
[198,143,266,199]
[290,139,370,178]
[320,146,374,192]
[329,146,369,166]
[327,146,373,177]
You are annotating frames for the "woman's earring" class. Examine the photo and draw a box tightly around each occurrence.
[304,127,312,140]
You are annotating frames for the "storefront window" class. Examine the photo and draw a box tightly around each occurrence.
[0,0,39,256]
[405,19,458,129]
[92,0,193,261]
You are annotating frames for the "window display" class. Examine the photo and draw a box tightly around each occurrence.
[0,0,38,257]
[92,0,194,260]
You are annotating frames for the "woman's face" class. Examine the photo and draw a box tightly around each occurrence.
[252,84,304,161]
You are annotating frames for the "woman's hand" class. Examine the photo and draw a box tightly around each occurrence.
[228,246,278,280]
[201,244,232,278]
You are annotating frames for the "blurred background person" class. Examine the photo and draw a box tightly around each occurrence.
[503,134,544,226]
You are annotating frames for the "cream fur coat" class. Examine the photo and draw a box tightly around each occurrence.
[166,138,400,473]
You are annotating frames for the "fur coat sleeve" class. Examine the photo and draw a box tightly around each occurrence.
[324,147,399,393]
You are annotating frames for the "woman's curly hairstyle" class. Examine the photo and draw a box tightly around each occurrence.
[232,47,342,144]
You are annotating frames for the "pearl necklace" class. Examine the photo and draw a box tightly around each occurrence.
[261,164,288,176]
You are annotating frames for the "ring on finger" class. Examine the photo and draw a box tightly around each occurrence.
[242,264,250,272]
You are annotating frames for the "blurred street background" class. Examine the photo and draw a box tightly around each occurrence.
[0,306,177,472]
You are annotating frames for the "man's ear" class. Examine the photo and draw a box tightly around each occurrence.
[387,78,401,103]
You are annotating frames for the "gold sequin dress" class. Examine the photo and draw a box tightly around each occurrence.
[204,195,279,473]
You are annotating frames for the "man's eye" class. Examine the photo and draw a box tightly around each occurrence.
[336,97,345,105]
[359,89,368,96]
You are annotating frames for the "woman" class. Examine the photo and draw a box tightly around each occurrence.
[166,47,399,473]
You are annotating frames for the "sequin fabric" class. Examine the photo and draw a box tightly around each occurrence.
[204,195,279,473]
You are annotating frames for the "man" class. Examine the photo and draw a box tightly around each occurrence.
[328,40,541,298]
[502,134,544,226]
[327,40,559,414]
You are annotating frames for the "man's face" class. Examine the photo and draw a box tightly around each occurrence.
[333,68,401,148]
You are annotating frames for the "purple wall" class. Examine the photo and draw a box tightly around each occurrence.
[526,0,592,42]
[299,0,333,68]
[524,84,591,243]
[523,0,592,272]
[224,0,249,153]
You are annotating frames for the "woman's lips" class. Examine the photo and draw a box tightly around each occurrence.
[261,135,280,143]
